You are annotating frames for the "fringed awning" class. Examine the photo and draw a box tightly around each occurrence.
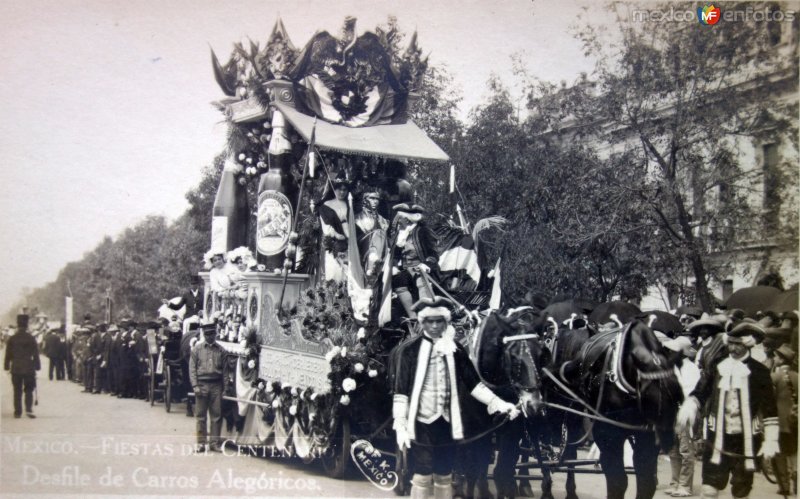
[274,102,450,162]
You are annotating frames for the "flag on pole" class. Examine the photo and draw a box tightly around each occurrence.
[65,280,74,339]
[307,117,317,177]
[346,193,371,321]
[488,258,502,310]
[449,164,455,194]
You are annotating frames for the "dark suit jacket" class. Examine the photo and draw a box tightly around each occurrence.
[4,331,41,375]
[182,288,204,317]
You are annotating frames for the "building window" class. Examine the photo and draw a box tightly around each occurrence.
[763,143,780,231]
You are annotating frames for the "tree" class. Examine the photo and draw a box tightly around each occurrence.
[523,1,799,310]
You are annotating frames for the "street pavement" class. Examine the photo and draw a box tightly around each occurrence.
[0,353,786,498]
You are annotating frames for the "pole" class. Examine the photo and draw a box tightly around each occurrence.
[277,118,316,313]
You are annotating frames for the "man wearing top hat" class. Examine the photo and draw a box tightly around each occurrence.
[677,319,780,499]
[392,297,519,499]
[189,322,225,452]
[4,314,41,418]
[182,275,204,319]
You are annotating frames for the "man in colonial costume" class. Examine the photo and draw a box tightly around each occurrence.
[677,319,780,499]
[392,297,519,499]
[389,203,440,320]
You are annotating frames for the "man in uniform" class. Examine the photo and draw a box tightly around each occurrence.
[4,314,41,418]
[190,322,225,452]
[392,297,519,499]
[678,319,780,499]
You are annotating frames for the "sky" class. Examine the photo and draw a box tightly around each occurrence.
[0,0,610,314]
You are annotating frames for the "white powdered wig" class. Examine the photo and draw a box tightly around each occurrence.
[418,306,451,322]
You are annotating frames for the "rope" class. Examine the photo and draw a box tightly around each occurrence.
[541,367,652,432]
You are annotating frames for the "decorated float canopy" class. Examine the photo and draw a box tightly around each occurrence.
[213,17,449,162]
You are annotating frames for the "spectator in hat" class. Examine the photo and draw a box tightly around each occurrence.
[43,327,65,381]
[4,314,40,418]
[677,319,779,499]
[392,297,519,499]
[771,343,797,495]
[663,336,701,497]
[388,203,440,320]
[182,275,204,319]
[189,322,225,452]
[181,322,202,417]
[207,252,232,294]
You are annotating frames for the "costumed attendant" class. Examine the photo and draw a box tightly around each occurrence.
[318,174,351,282]
[389,203,440,320]
[677,319,780,499]
[393,297,519,499]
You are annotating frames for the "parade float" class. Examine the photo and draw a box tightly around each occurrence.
[196,18,491,482]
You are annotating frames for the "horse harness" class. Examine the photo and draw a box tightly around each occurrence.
[545,323,673,432]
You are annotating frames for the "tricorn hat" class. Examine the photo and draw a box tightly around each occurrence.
[16,314,29,329]
[727,318,764,344]
[393,203,426,214]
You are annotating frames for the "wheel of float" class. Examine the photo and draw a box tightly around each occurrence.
[164,365,172,413]
[148,357,156,406]
[322,418,351,478]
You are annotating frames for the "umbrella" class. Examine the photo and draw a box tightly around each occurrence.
[589,301,641,325]
[768,285,798,314]
[675,305,703,318]
[640,310,683,337]
[723,286,782,317]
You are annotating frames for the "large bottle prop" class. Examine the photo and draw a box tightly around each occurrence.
[211,156,249,254]
[256,109,297,270]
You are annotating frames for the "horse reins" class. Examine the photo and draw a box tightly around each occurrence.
[541,366,652,432]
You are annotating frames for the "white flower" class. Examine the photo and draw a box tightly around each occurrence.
[368,369,378,378]
[257,382,265,391]
[342,377,356,393]
[257,264,266,272]
[238,153,246,161]
[340,395,350,406]
[266,384,274,393]
[247,359,256,369]
[325,347,341,362]
[272,399,281,409]
[340,347,347,358]
[356,328,366,340]
[290,387,298,397]
[354,363,364,373]
[239,339,247,347]
[289,404,298,416]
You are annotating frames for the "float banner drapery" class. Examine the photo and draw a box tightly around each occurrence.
[273,102,450,162]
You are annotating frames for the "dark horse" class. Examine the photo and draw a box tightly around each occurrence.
[458,306,548,499]
[553,320,683,499]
